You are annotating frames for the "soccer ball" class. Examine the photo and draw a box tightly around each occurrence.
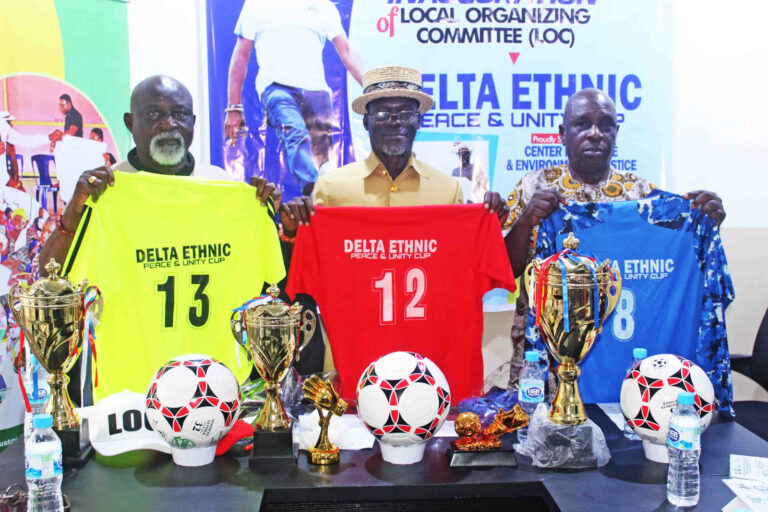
[356,351,450,465]
[620,353,715,462]
[145,354,242,466]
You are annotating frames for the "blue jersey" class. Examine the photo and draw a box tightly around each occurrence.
[529,192,735,415]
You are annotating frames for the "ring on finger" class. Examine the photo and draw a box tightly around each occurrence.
[87,176,97,184]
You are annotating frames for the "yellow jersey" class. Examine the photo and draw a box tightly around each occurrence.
[64,171,285,400]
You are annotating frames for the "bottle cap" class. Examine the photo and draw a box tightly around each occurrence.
[32,414,53,429]
[524,351,540,362]
[632,348,647,359]
[677,392,695,405]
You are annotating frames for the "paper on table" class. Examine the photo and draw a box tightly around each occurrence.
[54,135,106,203]
[293,411,375,451]
[723,478,768,511]
[597,403,626,432]
[732,454,768,481]
[435,420,455,437]
[723,496,754,512]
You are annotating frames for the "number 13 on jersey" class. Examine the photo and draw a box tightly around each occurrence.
[155,273,211,329]
[372,267,427,325]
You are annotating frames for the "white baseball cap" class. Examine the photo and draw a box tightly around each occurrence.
[88,391,170,456]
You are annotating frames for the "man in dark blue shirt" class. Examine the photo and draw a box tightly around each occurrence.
[59,94,83,137]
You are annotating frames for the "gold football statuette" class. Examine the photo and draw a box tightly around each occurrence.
[454,406,529,451]
[524,233,621,425]
[303,375,347,465]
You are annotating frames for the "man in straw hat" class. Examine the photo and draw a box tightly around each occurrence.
[278,65,508,231]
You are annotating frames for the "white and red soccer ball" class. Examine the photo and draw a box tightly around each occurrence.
[620,353,715,462]
[145,354,242,466]
[356,351,451,464]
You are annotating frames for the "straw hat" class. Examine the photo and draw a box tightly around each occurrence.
[351,66,433,115]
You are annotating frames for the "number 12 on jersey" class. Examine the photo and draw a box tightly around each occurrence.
[372,267,427,325]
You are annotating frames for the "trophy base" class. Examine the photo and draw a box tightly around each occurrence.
[248,429,294,468]
[308,445,340,465]
[58,418,93,470]
[514,404,610,469]
[447,439,518,468]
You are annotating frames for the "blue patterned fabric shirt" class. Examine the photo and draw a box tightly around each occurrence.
[528,191,735,416]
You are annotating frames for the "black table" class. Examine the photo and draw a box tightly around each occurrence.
[1,405,764,511]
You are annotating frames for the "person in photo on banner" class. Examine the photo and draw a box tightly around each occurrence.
[452,143,490,204]
[225,0,365,195]
[503,88,727,391]
[39,75,282,403]
[279,66,509,226]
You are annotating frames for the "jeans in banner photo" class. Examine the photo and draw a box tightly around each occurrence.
[263,84,334,193]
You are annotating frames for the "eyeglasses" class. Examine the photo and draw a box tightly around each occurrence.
[142,109,191,122]
[368,111,420,124]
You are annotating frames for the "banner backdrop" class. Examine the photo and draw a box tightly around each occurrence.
[0,0,130,451]
[206,0,674,308]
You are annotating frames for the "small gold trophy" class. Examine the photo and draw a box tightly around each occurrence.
[524,233,621,425]
[232,285,315,464]
[9,259,102,467]
[302,375,347,465]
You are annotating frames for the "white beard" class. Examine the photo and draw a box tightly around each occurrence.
[381,143,408,156]
[149,131,186,166]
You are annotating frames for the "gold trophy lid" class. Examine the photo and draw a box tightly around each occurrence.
[540,233,611,277]
[247,283,301,323]
[24,259,83,298]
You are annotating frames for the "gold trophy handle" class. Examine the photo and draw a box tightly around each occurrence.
[84,286,103,322]
[523,261,540,300]
[8,284,24,315]
[603,269,623,319]
[295,309,316,362]
[230,310,247,350]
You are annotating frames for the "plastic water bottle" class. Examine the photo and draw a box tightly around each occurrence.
[24,356,51,442]
[517,350,545,444]
[24,399,48,442]
[667,392,701,507]
[25,414,63,512]
[623,347,647,440]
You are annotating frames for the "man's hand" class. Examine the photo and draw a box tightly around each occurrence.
[224,111,246,147]
[59,166,115,232]
[48,129,63,151]
[249,176,281,208]
[683,190,726,226]
[279,195,315,236]
[519,189,567,228]
[483,191,510,225]
[48,129,63,143]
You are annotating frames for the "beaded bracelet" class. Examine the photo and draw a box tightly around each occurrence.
[278,224,296,244]
[56,216,76,238]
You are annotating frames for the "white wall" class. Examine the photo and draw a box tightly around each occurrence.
[672,1,768,228]
[126,0,210,165]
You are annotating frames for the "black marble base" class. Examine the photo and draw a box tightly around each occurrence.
[57,420,93,470]
[248,429,294,468]
[447,439,517,467]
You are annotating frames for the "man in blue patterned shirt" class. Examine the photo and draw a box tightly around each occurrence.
[504,89,731,414]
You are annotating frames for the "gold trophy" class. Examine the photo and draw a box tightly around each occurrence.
[231,284,315,463]
[302,375,347,465]
[9,259,102,467]
[524,233,621,426]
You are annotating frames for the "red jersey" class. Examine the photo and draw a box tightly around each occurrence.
[286,204,516,403]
